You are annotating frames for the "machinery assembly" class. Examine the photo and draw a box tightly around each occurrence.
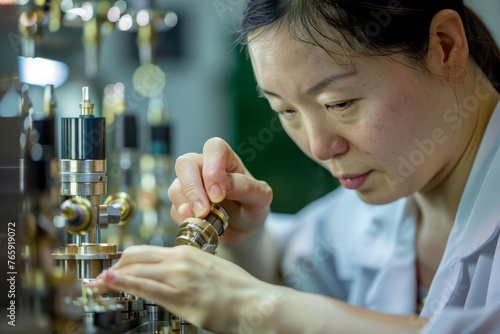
[0,81,227,333]
[1,1,230,333]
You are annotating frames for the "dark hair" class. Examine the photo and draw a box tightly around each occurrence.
[238,0,500,93]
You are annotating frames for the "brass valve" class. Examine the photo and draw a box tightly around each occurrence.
[59,192,135,235]
[102,192,136,227]
[60,197,93,235]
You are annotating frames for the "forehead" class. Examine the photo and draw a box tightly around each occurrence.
[248,26,352,65]
[247,26,356,86]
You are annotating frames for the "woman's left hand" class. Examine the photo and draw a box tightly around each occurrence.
[92,244,278,332]
[92,244,427,333]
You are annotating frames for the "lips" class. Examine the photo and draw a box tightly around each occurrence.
[337,171,372,190]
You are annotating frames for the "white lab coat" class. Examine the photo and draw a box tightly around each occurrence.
[266,101,500,333]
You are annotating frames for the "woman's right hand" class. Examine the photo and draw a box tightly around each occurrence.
[167,137,273,244]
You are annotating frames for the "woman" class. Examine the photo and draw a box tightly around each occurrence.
[94,1,500,332]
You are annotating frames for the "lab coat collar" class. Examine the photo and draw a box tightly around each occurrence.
[444,99,500,262]
[421,100,500,317]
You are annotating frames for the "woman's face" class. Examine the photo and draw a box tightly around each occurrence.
[248,27,459,204]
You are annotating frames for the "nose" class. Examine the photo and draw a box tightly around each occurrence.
[306,121,349,161]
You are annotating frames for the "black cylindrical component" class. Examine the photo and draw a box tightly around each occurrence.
[26,118,56,191]
[151,124,171,154]
[205,210,225,236]
[61,115,106,160]
[33,118,55,147]
[114,114,138,149]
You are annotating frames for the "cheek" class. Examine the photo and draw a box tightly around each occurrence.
[360,98,422,165]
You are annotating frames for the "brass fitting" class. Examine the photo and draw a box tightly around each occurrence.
[174,204,228,254]
[102,192,136,226]
[79,86,94,116]
[60,197,93,235]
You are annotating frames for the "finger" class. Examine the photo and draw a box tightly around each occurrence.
[202,138,247,204]
[213,173,272,232]
[98,272,203,327]
[110,245,169,270]
[168,179,194,219]
[224,173,272,210]
[170,204,184,226]
[100,271,176,306]
[84,279,104,291]
[167,178,183,206]
[175,153,211,218]
[91,271,114,295]
[109,263,172,284]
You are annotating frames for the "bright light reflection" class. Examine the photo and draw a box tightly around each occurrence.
[18,57,69,88]
[107,6,120,22]
[118,14,133,31]
[164,12,178,28]
[136,9,150,26]
[66,2,93,21]
[60,0,73,12]
[81,2,94,21]
[0,0,24,4]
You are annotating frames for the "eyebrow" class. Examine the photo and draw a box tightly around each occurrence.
[257,70,357,98]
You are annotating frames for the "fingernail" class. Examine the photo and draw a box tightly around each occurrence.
[178,203,193,218]
[105,271,117,281]
[209,185,224,203]
[193,201,205,217]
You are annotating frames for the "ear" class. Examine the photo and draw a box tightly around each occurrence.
[427,9,469,80]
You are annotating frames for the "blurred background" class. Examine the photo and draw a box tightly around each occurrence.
[0,0,499,223]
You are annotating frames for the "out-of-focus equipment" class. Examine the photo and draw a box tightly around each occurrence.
[137,94,176,247]
[113,1,178,248]
[18,2,45,57]
[103,82,141,250]
[0,84,82,334]
[17,0,62,58]
[59,0,178,77]
[20,84,84,334]
[15,0,179,79]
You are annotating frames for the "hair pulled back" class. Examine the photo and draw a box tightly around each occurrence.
[239,0,500,92]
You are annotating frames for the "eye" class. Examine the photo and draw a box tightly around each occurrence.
[326,100,353,112]
[276,110,297,118]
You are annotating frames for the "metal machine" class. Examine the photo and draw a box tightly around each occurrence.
[54,86,136,276]
[0,83,229,333]
[53,86,143,332]
[1,1,229,333]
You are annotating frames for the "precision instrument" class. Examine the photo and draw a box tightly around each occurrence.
[54,86,142,332]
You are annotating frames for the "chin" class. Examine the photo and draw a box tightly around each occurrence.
[355,186,410,205]
[354,172,416,205]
